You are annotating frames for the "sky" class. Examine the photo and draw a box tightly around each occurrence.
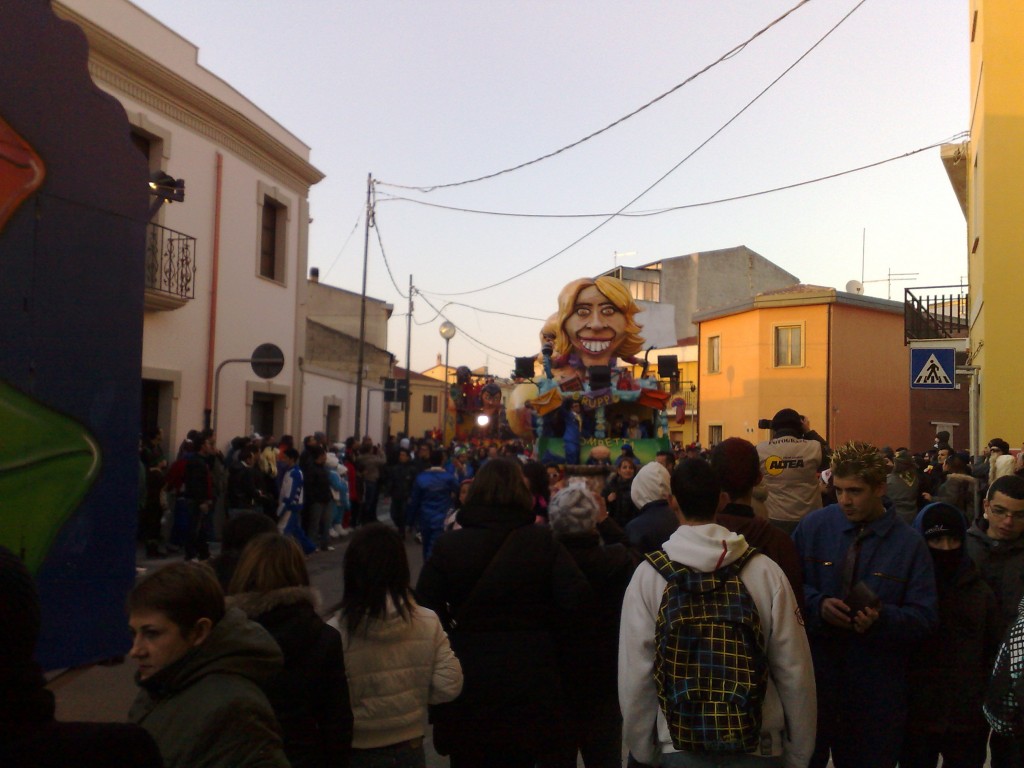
[130,0,970,374]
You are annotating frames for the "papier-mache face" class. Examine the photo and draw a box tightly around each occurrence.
[553,276,644,368]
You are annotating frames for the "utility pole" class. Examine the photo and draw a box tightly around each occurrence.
[354,173,372,439]
[403,275,413,437]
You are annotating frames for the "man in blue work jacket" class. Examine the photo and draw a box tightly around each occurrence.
[793,440,938,768]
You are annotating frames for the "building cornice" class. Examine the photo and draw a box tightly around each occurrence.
[54,3,325,192]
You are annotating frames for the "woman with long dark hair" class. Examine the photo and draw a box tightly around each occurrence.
[228,534,352,768]
[332,523,462,768]
[416,457,592,768]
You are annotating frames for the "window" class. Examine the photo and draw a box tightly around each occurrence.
[325,404,341,445]
[708,425,723,447]
[707,336,721,374]
[259,196,284,280]
[423,394,438,414]
[256,182,290,283]
[774,325,802,367]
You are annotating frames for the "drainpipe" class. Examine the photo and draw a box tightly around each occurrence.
[203,153,223,432]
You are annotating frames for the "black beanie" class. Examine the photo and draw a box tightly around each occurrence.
[919,502,967,541]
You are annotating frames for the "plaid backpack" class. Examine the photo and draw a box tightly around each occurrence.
[645,546,768,753]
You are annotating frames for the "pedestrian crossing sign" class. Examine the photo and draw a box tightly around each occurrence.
[910,348,956,389]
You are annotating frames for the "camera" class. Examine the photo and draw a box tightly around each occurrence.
[757,418,772,430]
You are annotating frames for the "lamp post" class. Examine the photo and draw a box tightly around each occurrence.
[439,321,456,445]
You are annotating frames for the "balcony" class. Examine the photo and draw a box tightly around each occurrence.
[144,222,196,311]
[904,285,968,344]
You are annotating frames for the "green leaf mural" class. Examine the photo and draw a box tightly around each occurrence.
[0,379,101,573]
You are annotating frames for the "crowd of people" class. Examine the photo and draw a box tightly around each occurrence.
[7,416,1024,767]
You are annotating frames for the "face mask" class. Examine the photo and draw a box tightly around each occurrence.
[929,545,963,583]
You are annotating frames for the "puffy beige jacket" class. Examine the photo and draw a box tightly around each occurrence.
[331,601,462,749]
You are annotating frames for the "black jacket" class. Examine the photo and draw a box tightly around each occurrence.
[229,587,352,768]
[415,502,591,755]
[966,521,1024,635]
[906,556,1001,734]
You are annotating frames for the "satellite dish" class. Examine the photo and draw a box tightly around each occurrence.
[845,280,865,295]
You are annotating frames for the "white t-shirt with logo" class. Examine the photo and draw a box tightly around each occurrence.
[756,435,823,523]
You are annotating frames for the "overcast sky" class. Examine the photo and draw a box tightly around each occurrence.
[131,0,969,373]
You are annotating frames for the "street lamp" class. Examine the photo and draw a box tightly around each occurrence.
[439,321,456,444]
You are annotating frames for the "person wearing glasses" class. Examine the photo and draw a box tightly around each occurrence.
[966,474,1024,768]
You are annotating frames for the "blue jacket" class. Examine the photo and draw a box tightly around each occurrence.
[409,468,459,532]
[794,502,938,642]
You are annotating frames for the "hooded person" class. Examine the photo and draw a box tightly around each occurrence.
[0,546,162,768]
[623,461,678,554]
[619,459,816,767]
[903,503,1001,768]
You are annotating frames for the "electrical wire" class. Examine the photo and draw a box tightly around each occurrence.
[420,0,870,298]
[375,0,814,192]
[412,297,546,324]
[416,292,517,360]
[379,137,963,220]
[321,210,362,280]
[371,211,409,298]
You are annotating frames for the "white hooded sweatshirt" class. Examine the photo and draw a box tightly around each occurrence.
[618,522,816,767]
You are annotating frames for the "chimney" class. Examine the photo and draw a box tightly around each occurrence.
[436,353,442,366]
[309,267,319,283]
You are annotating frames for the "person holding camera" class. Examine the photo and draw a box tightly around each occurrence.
[755,408,828,534]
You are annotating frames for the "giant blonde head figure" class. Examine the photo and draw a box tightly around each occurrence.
[554,276,643,368]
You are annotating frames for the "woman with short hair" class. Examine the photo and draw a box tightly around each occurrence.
[126,561,288,768]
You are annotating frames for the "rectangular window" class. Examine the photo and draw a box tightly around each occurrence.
[423,394,438,414]
[708,425,723,447]
[259,196,282,280]
[707,336,721,374]
[325,404,341,445]
[774,325,802,367]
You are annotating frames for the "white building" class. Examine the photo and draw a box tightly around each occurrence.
[55,0,336,450]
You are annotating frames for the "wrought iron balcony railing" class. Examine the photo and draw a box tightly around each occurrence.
[145,221,196,307]
[904,285,968,344]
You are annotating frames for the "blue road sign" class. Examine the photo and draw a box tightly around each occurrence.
[911,348,956,389]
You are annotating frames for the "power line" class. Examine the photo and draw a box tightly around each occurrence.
[321,209,362,279]
[416,292,517,360]
[420,0,869,298]
[375,0,814,192]
[413,297,546,324]
[379,138,962,220]
[371,209,409,298]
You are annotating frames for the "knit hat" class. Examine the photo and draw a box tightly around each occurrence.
[549,484,600,536]
[631,461,671,509]
[0,546,41,666]
[771,408,803,432]
[917,502,967,541]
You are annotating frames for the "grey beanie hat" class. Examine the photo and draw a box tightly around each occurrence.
[549,484,600,537]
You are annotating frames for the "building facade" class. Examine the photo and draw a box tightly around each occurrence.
[695,285,911,449]
[941,0,1024,449]
[55,0,324,452]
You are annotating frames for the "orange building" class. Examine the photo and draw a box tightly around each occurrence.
[694,285,910,449]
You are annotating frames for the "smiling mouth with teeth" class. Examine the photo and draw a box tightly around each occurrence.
[579,339,612,354]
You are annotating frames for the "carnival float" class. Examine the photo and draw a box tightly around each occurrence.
[447,275,672,464]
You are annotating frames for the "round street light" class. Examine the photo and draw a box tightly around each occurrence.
[438,321,457,443]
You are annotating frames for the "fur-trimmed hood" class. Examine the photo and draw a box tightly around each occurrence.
[227,585,321,619]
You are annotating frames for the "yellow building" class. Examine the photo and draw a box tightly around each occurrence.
[695,286,910,449]
[389,367,446,440]
[941,0,1024,449]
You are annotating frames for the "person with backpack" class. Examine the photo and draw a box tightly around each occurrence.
[618,458,815,768]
